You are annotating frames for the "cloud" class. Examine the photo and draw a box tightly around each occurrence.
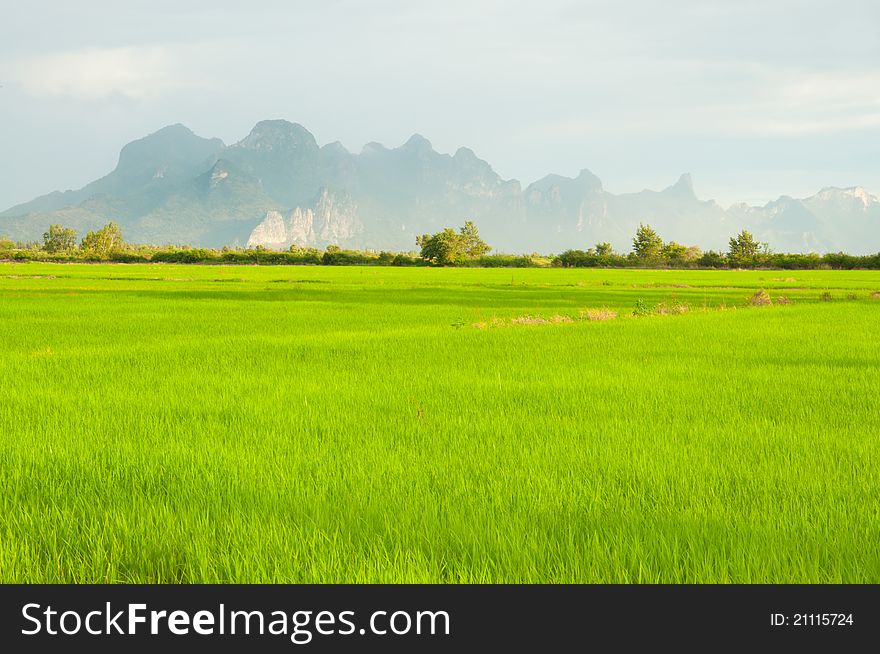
[12,46,180,100]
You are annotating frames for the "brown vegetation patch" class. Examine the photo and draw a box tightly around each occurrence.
[749,289,772,306]
[775,296,792,305]
[870,292,880,299]
[580,308,618,321]
[655,301,690,315]
[511,314,573,326]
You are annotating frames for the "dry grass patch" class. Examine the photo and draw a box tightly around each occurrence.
[655,300,690,315]
[750,289,773,306]
[580,308,618,321]
[511,314,572,326]
[870,291,880,299]
[775,296,792,305]
[475,314,574,328]
[472,317,507,330]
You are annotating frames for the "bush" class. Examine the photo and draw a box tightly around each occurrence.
[466,254,535,268]
[632,299,653,317]
[152,249,218,264]
[554,250,629,268]
[322,249,378,265]
[109,251,149,263]
[392,254,423,266]
[697,250,726,268]
[0,238,14,258]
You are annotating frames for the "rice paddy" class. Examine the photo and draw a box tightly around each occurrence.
[1,262,878,583]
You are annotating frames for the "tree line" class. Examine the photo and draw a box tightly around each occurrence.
[1,220,878,270]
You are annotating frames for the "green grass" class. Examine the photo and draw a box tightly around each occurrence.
[1,262,879,583]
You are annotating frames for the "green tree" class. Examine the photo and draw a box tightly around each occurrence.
[594,242,613,256]
[417,228,465,265]
[728,229,760,267]
[632,223,663,260]
[42,224,78,253]
[81,222,125,256]
[417,221,491,265]
[683,245,703,262]
[459,220,491,258]
[661,241,688,261]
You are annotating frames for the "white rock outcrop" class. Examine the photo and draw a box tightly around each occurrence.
[246,190,361,249]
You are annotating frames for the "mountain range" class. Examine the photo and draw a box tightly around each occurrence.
[2,120,878,254]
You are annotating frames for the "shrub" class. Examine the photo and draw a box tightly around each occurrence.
[109,251,149,263]
[697,250,726,268]
[468,254,536,268]
[151,249,218,264]
[392,254,422,266]
[632,299,653,316]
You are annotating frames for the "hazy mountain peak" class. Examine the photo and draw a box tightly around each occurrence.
[322,140,350,155]
[814,185,876,207]
[400,133,433,152]
[153,123,197,137]
[235,119,318,152]
[361,141,388,154]
[576,169,603,190]
[116,124,224,173]
[665,173,695,196]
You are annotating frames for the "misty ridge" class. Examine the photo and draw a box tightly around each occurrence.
[1,119,878,255]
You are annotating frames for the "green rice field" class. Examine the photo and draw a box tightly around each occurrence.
[1,262,879,583]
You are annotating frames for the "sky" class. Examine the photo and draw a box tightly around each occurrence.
[1,0,879,210]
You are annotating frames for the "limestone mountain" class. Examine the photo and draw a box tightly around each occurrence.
[1,120,877,253]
